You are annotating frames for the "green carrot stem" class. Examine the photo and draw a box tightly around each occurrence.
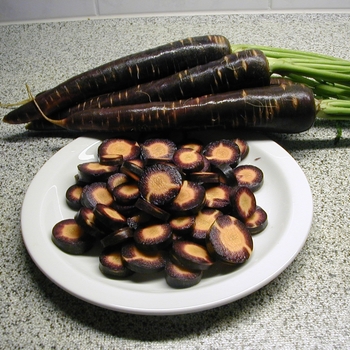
[231,44,349,63]
[314,86,350,100]
[289,63,350,72]
[270,57,350,64]
[320,99,350,109]
[285,74,350,99]
[316,99,350,120]
[268,57,350,69]
[283,74,318,86]
[317,113,350,121]
[268,58,350,85]
[284,58,350,66]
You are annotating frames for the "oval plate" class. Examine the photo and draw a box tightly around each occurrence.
[21,131,313,315]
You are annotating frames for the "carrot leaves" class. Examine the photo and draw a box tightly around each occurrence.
[231,44,350,122]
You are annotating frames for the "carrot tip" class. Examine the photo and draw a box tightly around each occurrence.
[25,84,65,128]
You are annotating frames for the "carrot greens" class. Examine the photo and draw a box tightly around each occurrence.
[231,44,350,121]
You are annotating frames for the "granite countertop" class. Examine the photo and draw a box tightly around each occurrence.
[1,13,349,349]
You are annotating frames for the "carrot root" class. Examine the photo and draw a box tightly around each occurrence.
[44,84,316,134]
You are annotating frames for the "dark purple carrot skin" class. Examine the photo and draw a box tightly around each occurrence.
[25,119,67,131]
[270,77,295,86]
[3,35,231,124]
[51,49,270,120]
[53,84,316,134]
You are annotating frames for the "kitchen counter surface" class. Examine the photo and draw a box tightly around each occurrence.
[1,13,349,349]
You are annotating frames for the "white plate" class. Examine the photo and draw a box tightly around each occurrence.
[21,131,313,315]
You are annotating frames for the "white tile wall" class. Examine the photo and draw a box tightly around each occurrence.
[271,0,350,9]
[0,0,349,24]
[97,0,269,16]
[0,0,97,23]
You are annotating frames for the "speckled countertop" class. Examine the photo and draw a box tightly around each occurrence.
[1,13,349,349]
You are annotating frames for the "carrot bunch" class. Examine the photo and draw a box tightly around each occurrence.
[3,35,347,134]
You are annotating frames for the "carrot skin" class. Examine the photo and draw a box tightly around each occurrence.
[3,35,231,124]
[51,49,270,121]
[54,84,316,134]
[25,119,73,132]
[270,77,295,85]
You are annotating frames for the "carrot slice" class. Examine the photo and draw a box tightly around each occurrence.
[165,259,203,289]
[172,240,214,271]
[98,138,140,161]
[245,206,268,234]
[99,247,134,278]
[203,139,240,167]
[139,163,182,205]
[207,215,253,264]
[141,138,177,163]
[121,243,167,274]
[52,219,94,254]
[191,208,223,243]
[233,165,264,191]
[172,148,204,172]
[231,186,257,220]
[168,180,206,215]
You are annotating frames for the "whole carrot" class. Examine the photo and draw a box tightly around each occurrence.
[41,84,316,134]
[3,35,231,124]
[48,49,270,123]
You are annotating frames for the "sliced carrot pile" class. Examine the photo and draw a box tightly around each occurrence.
[51,135,268,288]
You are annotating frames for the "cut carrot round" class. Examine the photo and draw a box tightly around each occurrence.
[231,186,257,220]
[165,259,203,289]
[207,215,253,264]
[205,183,232,211]
[172,240,214,271]
[139,163,182,206]
[189,171,220,184]
[98,138,140,161]
[99,247,134,278]
[100,226,134,248]
[245,206,268,234]
[172,148,204,172]
[232,138,249,160]
[52,219,94,255]
[65,184,84,210]
[112,182,140,205]
[141,138,177,163]
[169,215,195,236]
[135,198,170,222]
[74,207,107,239]
[99,154,123,166]
[233,165,264,192]
[121,243,167,274]
[77,162,119,183]
[178,139,204,153]
[128,158,144,169]
[203,139,241,167]
[106,172,129,192]
[127,211,152,230]
[93,203,127,231]
[214,164,237,186]
[191,208,223,243]
[168,180,206,215]
[134,223,172,251]
[120,160,144,181]
[80,182,114,209]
